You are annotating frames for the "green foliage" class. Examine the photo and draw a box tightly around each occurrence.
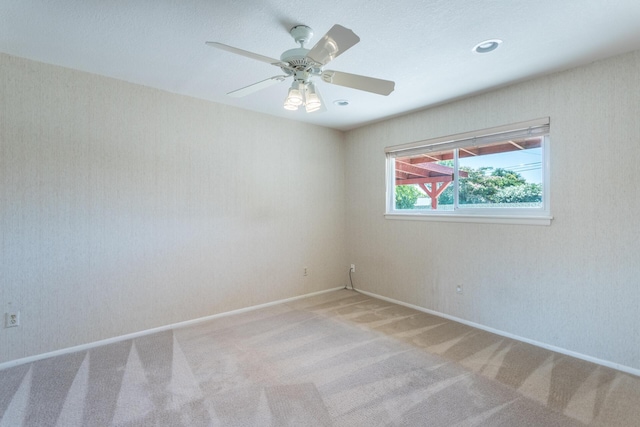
[438,185,454,205]
[395,185,424,209]
[438,166,541,205]
[492,183,542,203]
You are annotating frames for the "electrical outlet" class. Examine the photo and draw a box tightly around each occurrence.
[456,285,463,294]
[350,264,355,273]
[303,267,308,276]
[5,311,20,328]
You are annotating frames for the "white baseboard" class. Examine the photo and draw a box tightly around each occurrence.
[5,286,637,378]
[0,286,344,371]
[356,289,640,378]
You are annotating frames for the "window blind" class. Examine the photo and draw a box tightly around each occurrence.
[385,117,550,158]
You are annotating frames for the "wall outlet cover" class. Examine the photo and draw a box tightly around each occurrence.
[5,311,20,328]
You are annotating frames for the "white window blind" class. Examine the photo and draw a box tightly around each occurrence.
[385,117,550,158]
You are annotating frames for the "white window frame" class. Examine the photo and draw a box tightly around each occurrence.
[385,118,552,226]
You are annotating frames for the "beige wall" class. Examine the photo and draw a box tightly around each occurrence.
[2,48,639,372]
[345,50,640,370]
[0,53,347,364]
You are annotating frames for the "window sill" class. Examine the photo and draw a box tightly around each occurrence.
[384,212,552,226]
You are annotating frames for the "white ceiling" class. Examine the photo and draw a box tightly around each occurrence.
[2,1,640,131]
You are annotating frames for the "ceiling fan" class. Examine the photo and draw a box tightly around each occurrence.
[206,24,395,113]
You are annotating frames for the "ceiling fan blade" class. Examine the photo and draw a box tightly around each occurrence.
[205,41,283,66]
[306,24,360,66]
[321,70,395,96]
[227,75,289,98]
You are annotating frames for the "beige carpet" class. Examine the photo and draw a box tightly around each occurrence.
[1,290,639,426]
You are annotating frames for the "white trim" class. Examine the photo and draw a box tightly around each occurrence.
[356,289,640,378]
[384,213,553,226]
[7,285,636,377]
[0,287,344,371]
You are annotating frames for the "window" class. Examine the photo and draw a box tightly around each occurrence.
[385,118,551,225]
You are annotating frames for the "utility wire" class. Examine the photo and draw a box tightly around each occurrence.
[345,267,355,291]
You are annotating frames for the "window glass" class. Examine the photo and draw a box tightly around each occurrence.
[457,139,543,209]
[394,148,454,211]
[386,125,550,224]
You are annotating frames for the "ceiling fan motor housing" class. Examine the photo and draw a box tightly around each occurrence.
[280,48,322,80]
[279,25,323,79]
[281,48,311,67]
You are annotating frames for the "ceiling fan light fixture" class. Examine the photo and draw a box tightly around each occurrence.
[283,99,299,110]
[286,82,304,106]
[305,83,322,112]
[305,100,321,113]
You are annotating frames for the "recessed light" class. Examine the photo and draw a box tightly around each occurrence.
[473,39,502,54]
[333,99,350,106]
